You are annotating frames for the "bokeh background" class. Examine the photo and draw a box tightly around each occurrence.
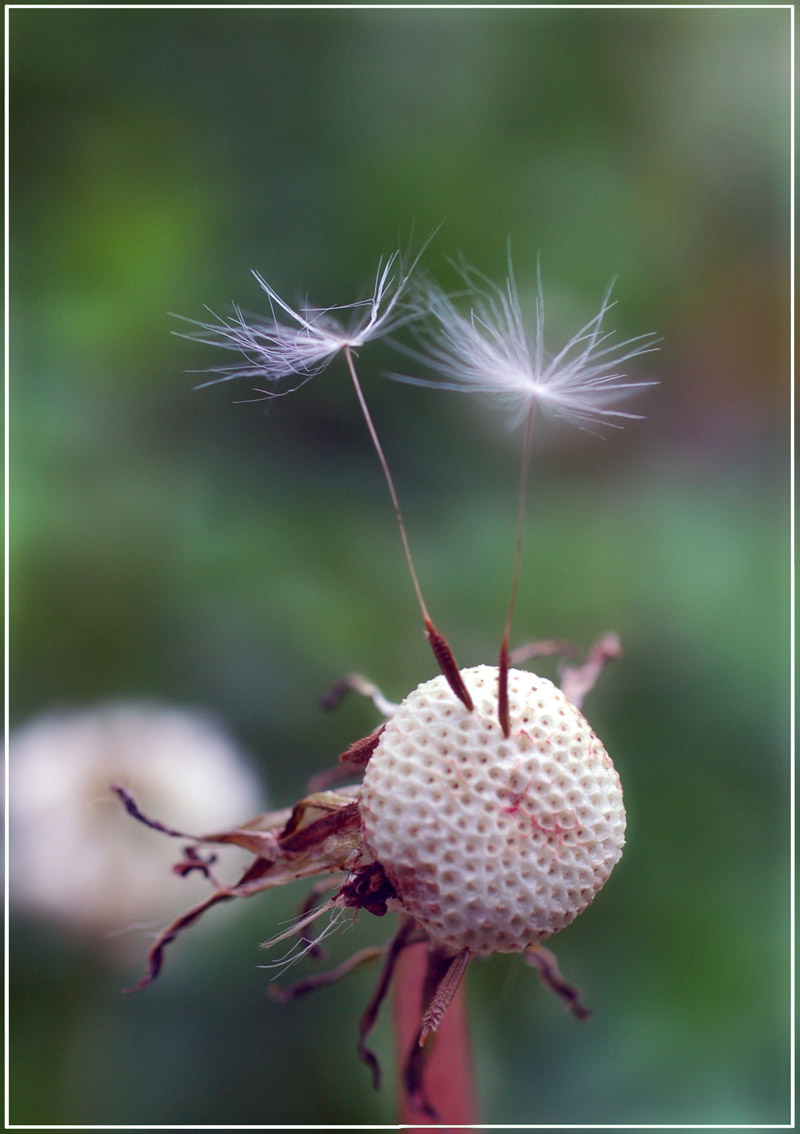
[9,5,791,1127]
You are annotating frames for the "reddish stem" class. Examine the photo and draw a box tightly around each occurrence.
[498,400,536,733]
[343,344,431,625]
[393,943,478,1127]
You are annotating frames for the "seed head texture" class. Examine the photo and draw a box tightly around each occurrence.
[359,666,625,955]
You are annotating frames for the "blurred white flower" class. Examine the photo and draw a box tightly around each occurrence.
[9,702,264,943]
[391,258,659,430]
[177,245,427,397]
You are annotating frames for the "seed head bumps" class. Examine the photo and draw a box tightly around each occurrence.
[359,665,625,956]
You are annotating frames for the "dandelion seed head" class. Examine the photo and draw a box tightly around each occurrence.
[10,702,263,940]
[360,665,626,955]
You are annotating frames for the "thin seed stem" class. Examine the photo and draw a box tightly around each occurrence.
[498,401,537,735]
[342,345,431,625]
[343,346,473,713]
[504,401,537,647]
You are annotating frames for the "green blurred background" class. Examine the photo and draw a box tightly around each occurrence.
[9,5,790,1126]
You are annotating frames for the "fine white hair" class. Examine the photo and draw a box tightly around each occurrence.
[389,256,659,432]
[175,243,430,398]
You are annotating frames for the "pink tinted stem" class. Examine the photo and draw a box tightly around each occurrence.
[393,943,478,1127]
[498,401,536,735]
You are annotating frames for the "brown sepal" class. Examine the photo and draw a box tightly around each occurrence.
[269,945,384,1003]
[509,637,581,664]
[357,917,423,1088]
[235,855,279,888]
[559,631,622,710]
[526,945,592,1020]
[280,790,359,839]
[111,783,194,840]
[112,782,286,861]
[123,890,233,993]
[319,676,354,713]
[172,846,218,880]
[278,801,361,855]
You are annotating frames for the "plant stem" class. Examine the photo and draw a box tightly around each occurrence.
[342,345,431,625]
[342,346,475,710]
[393,943,478,1127]
[498,400,536,736]
[502,400,537,651]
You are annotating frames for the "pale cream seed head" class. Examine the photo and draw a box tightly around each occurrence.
[359,665,625,956]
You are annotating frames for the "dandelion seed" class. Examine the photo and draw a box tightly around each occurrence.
[175,246,427,396]
[175,246,431,611]
[179,233,474,708]
[391,256,659,432]
[389,252,658,734]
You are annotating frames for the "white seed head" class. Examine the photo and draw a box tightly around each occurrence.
[359,665,625,956]
[10,702,264,938]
